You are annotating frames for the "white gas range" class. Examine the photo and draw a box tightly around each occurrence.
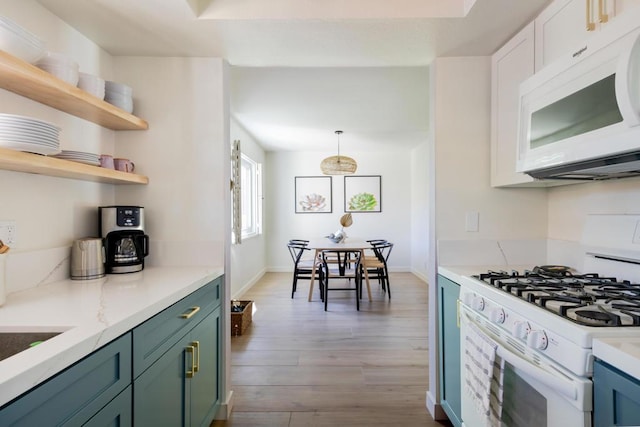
[445,214,640,427]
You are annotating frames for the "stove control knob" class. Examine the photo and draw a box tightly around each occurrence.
[527,330,548,350]
[472,296,485,311]
[512,321,530,339]
[490,308,506,324]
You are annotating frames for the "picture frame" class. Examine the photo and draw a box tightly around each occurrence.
[295,176,332,213]
[344,175,382,213]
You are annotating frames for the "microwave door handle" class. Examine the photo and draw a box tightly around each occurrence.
[461,309,579,402]
[615,29,640,126]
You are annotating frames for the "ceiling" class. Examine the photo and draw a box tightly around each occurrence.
[37,0,552,152]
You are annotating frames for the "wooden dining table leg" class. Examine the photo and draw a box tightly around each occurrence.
[360,249,372,301]
[308,249,320,301]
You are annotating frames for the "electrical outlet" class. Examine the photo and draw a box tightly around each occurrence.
[0,221,16,245]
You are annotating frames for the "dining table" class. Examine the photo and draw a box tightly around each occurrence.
[305,238,373,302]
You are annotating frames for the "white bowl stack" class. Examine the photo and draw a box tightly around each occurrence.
[105,80,133,113]
[0,17,46,64]
[35,52,79,86]
[77,72,105,100]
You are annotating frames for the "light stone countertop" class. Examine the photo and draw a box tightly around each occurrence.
[593,336,640,381]
[0,266,224,407]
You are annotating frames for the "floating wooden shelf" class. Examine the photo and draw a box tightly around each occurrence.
[0,147,149,184]
[0,50,148,130]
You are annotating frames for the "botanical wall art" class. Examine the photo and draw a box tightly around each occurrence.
[295,176,332,213]
[344,175,381,213]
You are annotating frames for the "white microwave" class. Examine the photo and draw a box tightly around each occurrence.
[516,19,640,180]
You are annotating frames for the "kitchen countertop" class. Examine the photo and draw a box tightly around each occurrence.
[0,266,224,407]
[593,336,640,381]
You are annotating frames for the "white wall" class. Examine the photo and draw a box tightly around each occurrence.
[265,148,416,272]
[410,141,430,280]
[112,57,229,268]
[547,177,640,241]
[0,0,116,251]
[230,118,267,298]
[427,56,549,418]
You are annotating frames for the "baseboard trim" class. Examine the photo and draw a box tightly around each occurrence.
[216,390,234,420]
[426,390,448,421]
[232,269,266,299]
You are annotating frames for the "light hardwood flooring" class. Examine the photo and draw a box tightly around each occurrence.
[213,272,451,427]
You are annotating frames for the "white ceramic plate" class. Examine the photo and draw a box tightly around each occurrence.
[0,140,60,155]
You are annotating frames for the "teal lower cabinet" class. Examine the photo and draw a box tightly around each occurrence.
[437,274,462,427]
[594,358,640,427]
[133,307,221,427]
[0,276,223,427]
[0,333,132,427]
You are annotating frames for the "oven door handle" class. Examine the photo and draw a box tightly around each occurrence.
[495,344,577,401]
[462,308,579,402]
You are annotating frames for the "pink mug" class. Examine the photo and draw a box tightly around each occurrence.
[99,154,114,169]
[114,158,135,173]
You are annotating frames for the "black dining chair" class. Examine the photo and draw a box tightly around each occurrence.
[361,242,393,299]
[320,250,362,311]
[287,242,323,299]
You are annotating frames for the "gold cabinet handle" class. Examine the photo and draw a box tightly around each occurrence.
[180,306,201,319]
[456,299,461,328]
[192,340,200,373]
[598,0,609,23]
[186,345,196,378]
[586,0,596,31]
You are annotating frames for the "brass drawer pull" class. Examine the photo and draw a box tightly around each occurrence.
[186,345,196,378]
[180,306,201,319]
[192,341,200,372]
[586,0,596,31]
[598,0,609,23]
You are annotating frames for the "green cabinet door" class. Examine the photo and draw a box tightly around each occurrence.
[133,332,191,426]
[594,359,640,427]
[190,307,221,427]
[133,308,221,427]
[438,274,462,427]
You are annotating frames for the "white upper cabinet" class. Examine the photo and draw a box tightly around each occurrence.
[491,22,536,187]
[535,0,640,72]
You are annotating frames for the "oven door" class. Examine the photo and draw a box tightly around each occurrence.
[459,304,592,427]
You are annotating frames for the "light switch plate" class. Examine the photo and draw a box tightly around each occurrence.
[465,212,479,232]
[0,221,16,244]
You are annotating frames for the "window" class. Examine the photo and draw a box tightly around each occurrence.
[231,140,262,244]
[240,154,262,239]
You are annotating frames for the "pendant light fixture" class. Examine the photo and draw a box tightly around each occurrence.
[320,130,357,175]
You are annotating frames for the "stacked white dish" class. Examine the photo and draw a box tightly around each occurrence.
[35,52,79,86]
[0,113,60,155]
[0,17,45,64]
[78,72,105,100]
[50,150,100,166]
[104,80,133,113]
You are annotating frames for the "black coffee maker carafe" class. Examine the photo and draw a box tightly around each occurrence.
[99,206,149,274]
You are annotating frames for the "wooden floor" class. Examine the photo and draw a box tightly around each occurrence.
[213,272,452,427]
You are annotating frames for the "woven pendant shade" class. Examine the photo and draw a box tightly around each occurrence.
[321,130,357,175]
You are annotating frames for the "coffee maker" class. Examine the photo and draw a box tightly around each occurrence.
[99,206,149,274]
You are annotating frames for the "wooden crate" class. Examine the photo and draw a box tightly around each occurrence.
[231,300,253,336]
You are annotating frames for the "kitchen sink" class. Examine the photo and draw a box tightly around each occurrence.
[0,332,62,362]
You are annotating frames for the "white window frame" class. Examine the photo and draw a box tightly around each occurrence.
[240,153,262,240]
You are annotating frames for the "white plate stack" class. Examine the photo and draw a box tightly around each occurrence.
[0,113,60,155]
[35,52,79,86]
[0,17,45,64]
[50,150,100,166]
[105,80,133,113]
[78,72,105,100]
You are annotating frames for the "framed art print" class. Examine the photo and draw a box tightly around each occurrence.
[295,176,332,213]
[344,175,381,213]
